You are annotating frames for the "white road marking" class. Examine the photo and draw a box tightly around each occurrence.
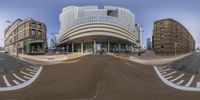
[3,75,11,87]
[160,68,170,72]
[154,66,200,91]
[29,72,36,75]
[196,82,200,88]
[13,74,26,82]
[185,75,195,87]
[126,63,132,66]
[163,71,176,77]
[25,68,37,73]
[20,71,33,77]
[13,80,20,85]
[23,76,31,80]
[161,72,167,74]
[91,82,100,100]
[0,66,43,92]
[0,58,3,60]
[166,76,173,80]
[176,80,184,85]
[170,74,184,82]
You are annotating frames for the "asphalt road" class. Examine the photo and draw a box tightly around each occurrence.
[170,52,200,74]
[1,55,200,100]
[0,53,30,74]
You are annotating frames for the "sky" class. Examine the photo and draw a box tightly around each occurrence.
[0,0,200,48]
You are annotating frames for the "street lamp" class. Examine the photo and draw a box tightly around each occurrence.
[175,42,177,56]
[174,35,178,56]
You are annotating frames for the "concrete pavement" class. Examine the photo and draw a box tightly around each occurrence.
[129,52,194,65]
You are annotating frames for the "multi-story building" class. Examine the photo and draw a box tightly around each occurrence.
[146,38,152,50]
[56,5,141,53]
[4,18,47,55]
[153,18,195,55]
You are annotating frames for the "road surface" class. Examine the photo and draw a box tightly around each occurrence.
[1,55,200,100]
[170,52,200,74]
[0,53,30,74]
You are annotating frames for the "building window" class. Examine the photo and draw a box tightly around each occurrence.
[161,45,164,49]
[32,29,36,37]
[107,9,118,17]
[32,23,36,28]
[160,27,164,31]
[38,31,42,37]
[38,24,42,29]
[160,34,164,38]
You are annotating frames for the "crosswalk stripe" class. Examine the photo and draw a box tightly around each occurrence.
[185,75,195,87]
[20,71,34,77]
[163,71,176,77]
[13,80,20,85]
[13,74,26,82]
[166,76,173,80]
[3,75,11,87]
[160,68,170,72]
[176,80,184,85]
[29,72,36,75]
[25,68,37,73]
[170,74,184,82]
[161,72,167,74]
[23,76,31,80]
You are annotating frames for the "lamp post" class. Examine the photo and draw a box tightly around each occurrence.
[175,42,177,56]
[174,35,178,56]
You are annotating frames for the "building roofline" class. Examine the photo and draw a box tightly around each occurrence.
[154,18,195,41]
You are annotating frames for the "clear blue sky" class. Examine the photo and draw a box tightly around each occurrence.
[0,0,200,48]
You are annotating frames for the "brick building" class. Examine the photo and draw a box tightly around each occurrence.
[152,18,195,55]
[4,18,47,55]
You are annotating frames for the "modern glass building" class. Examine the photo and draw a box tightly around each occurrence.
[56,6,141,53]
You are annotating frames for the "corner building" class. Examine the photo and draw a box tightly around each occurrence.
[153,18,195,55]
[57,6,140,53]
[4,18,47,55]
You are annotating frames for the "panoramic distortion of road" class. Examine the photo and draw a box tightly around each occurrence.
[0,52,200,100]
[170,52,200,74]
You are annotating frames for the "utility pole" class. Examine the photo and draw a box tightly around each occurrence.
[175,42,177,56]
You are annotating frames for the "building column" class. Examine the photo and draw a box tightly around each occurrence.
[94,40,96,53]
[72,43,74,53]
[126,44,128,51]
[119,43,121,53]
[81,41,83,53]
[107,41,110,53]
[66,44,69,53]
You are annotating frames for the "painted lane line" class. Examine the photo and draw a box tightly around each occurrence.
[160,68,170,72]
[154,66,200,91]
[176,80,184,85]
[25,68,37,73]
[13,80,20,85]
[163,71,176,77]
[161,72,167,74]
[166,76,173,80]
[185,75,195,87]
[29,72,36,75]
[3,75,12,87]
[0,66,43,91]
[13,74,26,82]
[20,71,33,77]
[23,76,31,80]
[170,74,184,82]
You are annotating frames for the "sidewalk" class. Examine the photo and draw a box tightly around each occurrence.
[17,53,89,65]
[129,52,194,65]
[19,54,68,62]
